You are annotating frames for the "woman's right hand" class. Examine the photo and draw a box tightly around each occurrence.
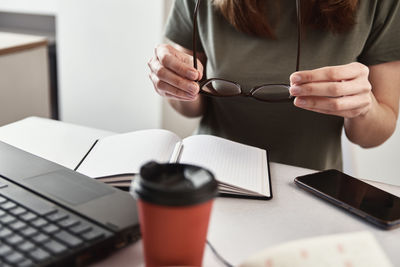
[148,44,204,101]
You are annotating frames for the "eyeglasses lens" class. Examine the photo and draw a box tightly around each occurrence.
[202,79,241,96]
[252,85,291,101]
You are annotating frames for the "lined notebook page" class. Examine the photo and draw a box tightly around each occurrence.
[77,129,180,178]
[179,135,269,196]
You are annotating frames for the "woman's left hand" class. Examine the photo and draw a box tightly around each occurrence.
[289,62,373,118]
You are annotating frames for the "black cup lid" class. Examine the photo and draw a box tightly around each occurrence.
[132,161,218,206]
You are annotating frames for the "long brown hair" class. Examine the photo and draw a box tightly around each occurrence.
[213,0,359,38]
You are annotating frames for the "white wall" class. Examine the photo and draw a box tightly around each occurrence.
[0,0,163,133]
[57,0,163,132]
[343,123,400,186]
[0,0,57,15]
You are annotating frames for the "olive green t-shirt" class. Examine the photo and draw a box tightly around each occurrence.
[165,0,400,170]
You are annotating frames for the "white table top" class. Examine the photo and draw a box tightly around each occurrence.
[1,117,399,266]
[91,161,400,267]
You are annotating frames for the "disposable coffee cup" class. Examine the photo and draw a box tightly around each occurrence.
[131,161,218,267]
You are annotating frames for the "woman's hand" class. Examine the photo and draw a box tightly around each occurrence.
[148,44,204,101]
[289,62,373,118]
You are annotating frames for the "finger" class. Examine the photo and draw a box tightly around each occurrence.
[156,45,200,80]
[194,57,204,80]
[150,59,200,95]
[290,79,372,97]
[290,62,369,85]
[149,73,196,101]
[162,45,205,79]
[161,44,193,65]
[165,91,199,102]
[148,56,158,73]
[294,93,371,112]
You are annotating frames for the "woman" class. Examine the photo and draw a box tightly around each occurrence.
[148,0,400,170]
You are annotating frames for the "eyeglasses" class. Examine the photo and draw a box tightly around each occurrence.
[192,0,302,102]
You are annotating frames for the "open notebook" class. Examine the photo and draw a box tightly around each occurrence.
[74,129,272,200]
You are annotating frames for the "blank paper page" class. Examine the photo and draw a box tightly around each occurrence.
[77,129,180,178]
[0,117,113,169]
[179,135,269,196]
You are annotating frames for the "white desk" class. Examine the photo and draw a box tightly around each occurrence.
[1,117,399,266]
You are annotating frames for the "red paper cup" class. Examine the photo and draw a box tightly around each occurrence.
[132,162,218,267]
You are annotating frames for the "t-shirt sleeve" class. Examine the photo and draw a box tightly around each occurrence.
[164,0,204,52]
[358,1,400,65]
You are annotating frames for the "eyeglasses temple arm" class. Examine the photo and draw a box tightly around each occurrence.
[296,0,302,72]
[193,0,201,70]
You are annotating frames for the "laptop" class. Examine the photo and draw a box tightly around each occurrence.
[0,141,140,266]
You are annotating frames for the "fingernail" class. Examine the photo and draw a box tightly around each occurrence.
[290,86,301,95]
[187,70,198,80]
[295,98,306,106]
[291,75,301,84]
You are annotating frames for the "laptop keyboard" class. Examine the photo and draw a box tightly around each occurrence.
[0,193,111,267]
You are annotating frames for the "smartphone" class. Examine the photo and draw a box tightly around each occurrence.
[294,169,400,230]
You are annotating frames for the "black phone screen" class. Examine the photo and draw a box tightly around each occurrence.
[295,169,400,228]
